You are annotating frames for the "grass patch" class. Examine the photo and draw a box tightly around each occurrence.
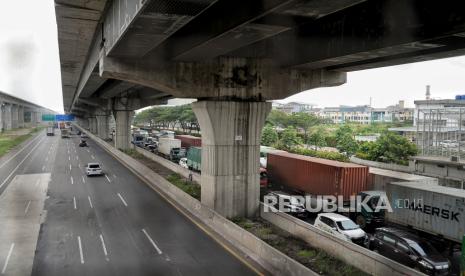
[166,173,201,200]
[119,148,144,159]
[231,217,368,276]
[0,127,43,158]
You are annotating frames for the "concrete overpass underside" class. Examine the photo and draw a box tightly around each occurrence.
[55,0,465,218]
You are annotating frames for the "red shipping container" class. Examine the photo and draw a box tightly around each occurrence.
[175,135,202,148]
[267,152,369,200]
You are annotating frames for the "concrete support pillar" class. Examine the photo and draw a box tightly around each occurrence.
[88,117,97,134]
[192,101,271,218]
[96,115,110,140]
[31,112,38,127]
[11,105,18,129]
[113,111,134,150]
[0,102,3,132]
[4,104,12,131]
[18,106,24,128]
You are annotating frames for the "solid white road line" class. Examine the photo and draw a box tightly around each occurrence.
[1,243,15,274]
[82,176,85,183]
[24,200,31,214]
[71,176,74,185]
[77,236,84,264]
[73,197,77,210]
[113,174,117,178]
[0,137,45,189]
[117,193,128,207]
[69,164,72,171]
[68,156,71,161]
[91,155,95,160]
[105,175,111,183]
[142,229,162,255]
[99,234,109,260]
[0,132,41,169]
[88,196,93,209]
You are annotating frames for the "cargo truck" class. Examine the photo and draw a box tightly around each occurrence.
[46,126,54,136]
[60,128,70,138]
[384,181,465,244]
[186,147,201,171]
[158,138,185,161]
[175,135,201,148]
[267,151,384,228]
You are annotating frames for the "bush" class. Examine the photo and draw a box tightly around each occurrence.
[277,146,349,162]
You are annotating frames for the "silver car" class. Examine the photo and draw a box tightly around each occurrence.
[86,163,103,176]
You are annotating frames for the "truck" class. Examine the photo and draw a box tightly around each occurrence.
[158,138,185,161]
[186,147,201,171]
[384,181,465,244]
[175,135,202,148]
[46,126,54,136]
[266,151,384,228]
[60,128,70,138]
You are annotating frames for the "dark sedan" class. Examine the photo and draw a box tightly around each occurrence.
[369,228,450,275]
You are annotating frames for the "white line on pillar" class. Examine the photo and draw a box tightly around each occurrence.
[99,234,109,260]
[142,229,162,254]
[77,236,84,264]
[24,200,31,214]
[73,197,77,210]
[88,196,93,209]
[1,243,15,274]
[117,193,128,207]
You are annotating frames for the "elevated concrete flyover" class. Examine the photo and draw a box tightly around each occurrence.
[0,91,55,131]
[55,0,465,218]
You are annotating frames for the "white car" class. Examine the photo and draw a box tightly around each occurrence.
[86,163,103,176]
[179,157,188,169]
[314,213,367,245]
[81,133,88,138]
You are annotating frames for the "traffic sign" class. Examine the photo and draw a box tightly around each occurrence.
[55,114,75,121]
[42,114,55,121]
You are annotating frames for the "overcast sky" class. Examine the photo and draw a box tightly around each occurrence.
[1,1,465,112]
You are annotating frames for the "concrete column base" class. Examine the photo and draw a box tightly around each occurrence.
[18,106,24,128]
[88,117,97,134]
[4,105,12,130]
[11,105,18,129]
[113,111,134,150]
[96,115,110,140]
[192,101,271,218]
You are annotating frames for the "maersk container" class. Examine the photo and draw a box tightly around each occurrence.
[385,181,465,243]
[158,138,181,156]
[267,151,369,200]
[187,147,201,171]
[175,135,202,148]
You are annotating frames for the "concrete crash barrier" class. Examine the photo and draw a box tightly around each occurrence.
[260,204,425,276]
[76,125,318,276]
[134,146,201,184]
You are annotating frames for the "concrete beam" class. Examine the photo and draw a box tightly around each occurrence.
[100,55,346,100]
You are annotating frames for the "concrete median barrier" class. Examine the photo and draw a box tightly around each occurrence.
[260,204,425,276]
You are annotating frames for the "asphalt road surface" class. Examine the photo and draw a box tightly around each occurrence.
[0,130,258,276]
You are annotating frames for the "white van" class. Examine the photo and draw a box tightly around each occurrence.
[314,213,367,246]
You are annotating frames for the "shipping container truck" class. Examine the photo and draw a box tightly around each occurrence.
[186,147,201,171]
[158,138,185,161]
[175,135,202,148]
[267,151,383,227]
[385,181,465,244]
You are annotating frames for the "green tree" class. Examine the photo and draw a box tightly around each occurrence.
[288,112,321,141]
[364,132,418,165]
[277,127,302,150]
[266,110,289,127]
[308,131,327,149]
[261,125,279,146]
[335,125,358,156]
